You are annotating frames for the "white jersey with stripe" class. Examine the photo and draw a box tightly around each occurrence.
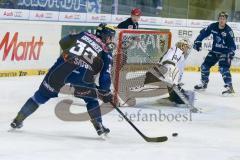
[160,46,185,84]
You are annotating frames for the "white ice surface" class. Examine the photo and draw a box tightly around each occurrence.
[0,72,240,160]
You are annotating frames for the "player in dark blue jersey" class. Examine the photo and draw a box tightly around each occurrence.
[193,12,236,95]
[10,24,116,136]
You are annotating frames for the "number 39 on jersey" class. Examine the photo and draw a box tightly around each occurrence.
[69,40,98,64]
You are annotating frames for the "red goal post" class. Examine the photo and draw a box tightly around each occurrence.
[111,29,172,106]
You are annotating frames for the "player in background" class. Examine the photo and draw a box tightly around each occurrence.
[145,39,195,105]
[193,11,236,95]
[117,8,142,29]
[115,8,141,106]
[10,24,116,137]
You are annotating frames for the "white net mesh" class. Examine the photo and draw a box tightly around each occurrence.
[112,29,172,106]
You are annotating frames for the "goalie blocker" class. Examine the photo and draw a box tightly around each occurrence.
[145,39,195,107]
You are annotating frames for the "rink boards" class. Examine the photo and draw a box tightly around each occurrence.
[0,20,240,77]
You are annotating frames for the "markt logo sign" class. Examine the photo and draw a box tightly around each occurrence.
[0,32,44,61]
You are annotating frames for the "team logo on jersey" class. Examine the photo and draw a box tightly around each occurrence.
[221,32,226,37]
[229,31,234,38]
[216,36,222,43]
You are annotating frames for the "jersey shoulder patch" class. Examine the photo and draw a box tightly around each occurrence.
[226,26,235,38]
[229,30,234,38]
[224,25,234,37]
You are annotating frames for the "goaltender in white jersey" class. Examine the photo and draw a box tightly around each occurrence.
[159,40,189,84]
[145,39,195,105]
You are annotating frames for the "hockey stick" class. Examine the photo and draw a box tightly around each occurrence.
[150,67,201,113]
[110,102,168,142]
[60,86,168,142]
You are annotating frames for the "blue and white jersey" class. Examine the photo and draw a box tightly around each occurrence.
[59,31,112,92]
[195,22,236,54]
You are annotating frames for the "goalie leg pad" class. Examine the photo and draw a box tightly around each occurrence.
[168,87,195,106]
[168,87,184,104]
[184,90,195,106]
[146,64,167,81]
[144,71,161,84]
[147,63,179,85]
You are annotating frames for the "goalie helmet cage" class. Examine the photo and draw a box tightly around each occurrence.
[112,29,172,106]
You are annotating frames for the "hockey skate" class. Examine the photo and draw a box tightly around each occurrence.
[194,83,207,91]
[10,118,23,130]
[222,85,235,96]
[91,119,110,138]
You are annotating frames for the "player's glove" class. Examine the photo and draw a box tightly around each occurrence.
[106,42,116,51]
[98,90,113,103]
[193,41,202,52]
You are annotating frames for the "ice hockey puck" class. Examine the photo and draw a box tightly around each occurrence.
[172,133,178,137]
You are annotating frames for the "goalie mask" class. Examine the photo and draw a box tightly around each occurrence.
[176,39,192,59]
[96,23,116,51]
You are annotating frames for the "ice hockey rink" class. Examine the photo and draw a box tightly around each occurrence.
[0,72,239,160]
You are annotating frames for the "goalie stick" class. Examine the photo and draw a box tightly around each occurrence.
[150,63,201,113]
[110,102,169,143]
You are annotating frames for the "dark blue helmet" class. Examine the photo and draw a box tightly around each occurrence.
[96,23,116,43]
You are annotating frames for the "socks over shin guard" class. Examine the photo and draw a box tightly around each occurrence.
[15,98,39,122]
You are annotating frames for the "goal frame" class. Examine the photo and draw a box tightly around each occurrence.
[112,29,172,105]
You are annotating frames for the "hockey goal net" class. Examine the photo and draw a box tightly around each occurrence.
[112,29,172,106]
